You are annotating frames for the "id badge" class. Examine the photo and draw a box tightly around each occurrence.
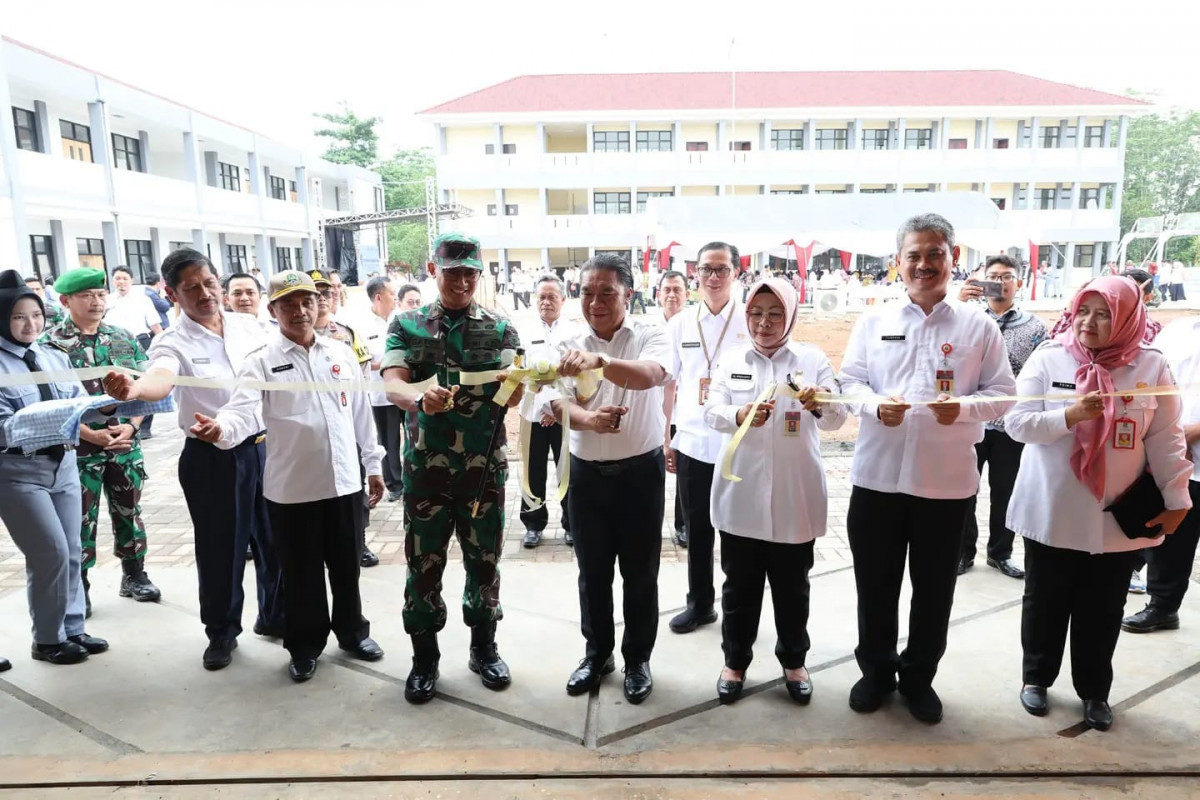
[784,411,803,436]
[340,391,348,408]
[1113,417,1136,450]
[698,377,711,405]
[935,369,955,394]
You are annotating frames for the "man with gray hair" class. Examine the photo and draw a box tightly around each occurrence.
[839,213,1016,724]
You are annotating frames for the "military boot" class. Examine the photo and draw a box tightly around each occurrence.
[81,570,92,619]
[405,633,440,705]
[119,560,162,603]
[468,621,511,690]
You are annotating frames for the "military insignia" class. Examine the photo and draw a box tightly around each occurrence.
[331,363,341,378]
[284,273,301,286]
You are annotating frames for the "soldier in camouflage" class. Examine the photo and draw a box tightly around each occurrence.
[381,232,524,704]
[44,267,162,613]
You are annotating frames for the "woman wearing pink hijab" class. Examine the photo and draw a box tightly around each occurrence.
[704,277,846,705]
[1006,276,1191,731]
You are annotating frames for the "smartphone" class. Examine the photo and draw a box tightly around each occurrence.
[972,280,1005,299]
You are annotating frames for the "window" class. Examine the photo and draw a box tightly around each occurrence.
[486,204,498,216]
[484,144,495,155]
[814,129,847,150]
[1085,126,1105,148]
[508,261,522,273]
[77,238,105,270]
[270,175,287,200]
[289,180,298,202]
[860,187,890,194]
[226,244,248,270]
[30,235,56,282]
[502,143,516,154]
[1079,187,1101,209]
[636,190,674,212]
[294,247,304,269]
[904,128,932,149]
[636,130,673,152]
[112,133,142,171]
[1074,244,1095,269]
[276,247,292,270]
[593,191,631,214]
[1034,188,1057,210]
[505,204,518,215]
[373,187,384,212]
[771,189,804,195]
[771,129,804,151]
[861,129,889,150]
[593,131,630,152]
[1039,127,1061,149]
[993,138,1010,149]
[948,138,968,150]
[219,162,241,192]
[685,141,708,151]
[815,189,847,195]
[729,141,751,151]
[13,107,39,152]
[60,120,92,162]
[993,198,1006,210]
[123,240,153,282]
[903,187,932,193]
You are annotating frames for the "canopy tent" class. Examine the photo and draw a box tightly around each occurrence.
[643,191,1030,261]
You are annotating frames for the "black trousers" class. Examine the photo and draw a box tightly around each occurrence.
[670,425,684,535]
[961,428,1024,562]
[372,405,404,494]
[519,420,569,532]
[1021,537,1135,700]
[1143,480,1200,613]
[267,493,369,660]
[179,435,283,642]
[569,450,665,664]
[847,486,970,691]
[720,532,814,671]
[677,451,717,612]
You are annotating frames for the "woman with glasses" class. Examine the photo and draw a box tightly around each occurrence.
[704,277,846,705]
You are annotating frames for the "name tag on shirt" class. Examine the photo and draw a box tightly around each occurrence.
[271,364,295,374]
[730,373,753,381]
[1051,381,1076,390]
[881,335,906,342]
[530,339,546,345]
[367,334,380,340]
[681,342,701,349]
[784,411,803,436]
[191,357,211,365]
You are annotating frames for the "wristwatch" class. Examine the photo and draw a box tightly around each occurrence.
[414,396,425,414]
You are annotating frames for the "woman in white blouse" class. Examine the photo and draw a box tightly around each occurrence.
[1006,276,1191,731]
[704,277,846,705]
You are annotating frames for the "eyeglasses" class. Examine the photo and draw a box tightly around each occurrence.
[699,267,731,278]
[747,310,786,325]
[317,288,334,298]
[984,274,1017,283]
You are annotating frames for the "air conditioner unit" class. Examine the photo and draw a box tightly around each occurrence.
[814,287,845,314]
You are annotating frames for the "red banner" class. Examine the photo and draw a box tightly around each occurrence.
[642,247,652,274]
[839,250,852,272]
[785,239,814,304]
[740,255,751,272]
[659,241,681,272]
[1028,241,1039,301]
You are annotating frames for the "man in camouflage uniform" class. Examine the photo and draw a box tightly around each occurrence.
[381,232,523,704]
[43,267,161,614]
[307,268,381,569]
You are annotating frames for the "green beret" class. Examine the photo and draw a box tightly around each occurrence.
[54,267,108,295]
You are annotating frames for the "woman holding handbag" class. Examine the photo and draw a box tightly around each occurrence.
[1006,275,1192,731]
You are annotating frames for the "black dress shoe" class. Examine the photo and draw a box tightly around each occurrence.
[784,672,813,704]
[203,639,237,670]
[253,621,285,638]
[564,529,574,547]
[717,675,744,705]
[288,656,318,682]
[623,662,653,704]
[1122,605,1180,633]
[674,528,689,548]
[1083,698,1113,731]
[119,571,162,602]
[849,676,895,713]
[566,654,615,695]
[244,546,254,561]
[669,607,718,634]
[360,547,380,568]
[405,659,439,704]
[901,685,943,724]
[338,637,384,662]
[1020,685,1048,716]
[956,557,973,576]
[987,557,1025,579]
[67,634,109,655]
[31,641,89,665]
[0,656,9,672]
[468,646,511,690]
[523,529,543,548]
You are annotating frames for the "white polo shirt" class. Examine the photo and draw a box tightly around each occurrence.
[517,315,582,422]
[105,290,160,337]
[357,309,392,407]
[1154,317,1200,482]
[839,297,1016,500]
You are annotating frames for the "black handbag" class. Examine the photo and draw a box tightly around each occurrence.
[1104,471,1167,539]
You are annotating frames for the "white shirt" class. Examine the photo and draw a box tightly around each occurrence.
[1171,264,1187,284]
[213,331,384,504]
[668,298,751,463]
[517,315,582,422]
[839,297,1016,499]
[1005,341,1192,554]
[554,316,673,462]
[358,309,392,407]
[1155,317,1200,481]
[105,290,160,337]
[705,343,847,544]
[146,311,268,435]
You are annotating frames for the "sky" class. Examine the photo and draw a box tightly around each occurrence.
[3,0,1197,157]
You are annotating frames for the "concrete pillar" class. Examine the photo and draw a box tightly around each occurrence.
[269,236,281,274]
[32,100,53,155]
[540,247,550,270]
[761,120,772,150]
[0,52,34,272]
[102,220,121,274]
[1077,116,1087,149]
[930,119,940,149]
[1017,120,1026,148]
[302,237,314,271]
[493,124,503,154]
[248,151,264,196]
[1103,119,1113,148]
[803,120,814,151]
[887,120,896,150]
[1064,242,1075,272]
[294,166,309,204]
[717,121,727,151]
[586,123,594,153]
[629,121,637,151]
[985,117,995,148]
[1112,175,1124,213]
[499,247,510,284]
[1093,242,1104,276]
[191,228,206,255]
[88,102,116,207]
[538,187,547,213]
[848,119,859,150]
[974,119,983,149]
[217,233,229,273]
[49,220,68,277]
[1030,117,1041,149]
[204,151,219,187]
[941,117,951,149]
[1070,181,1081,210]
[138,130,151,172]
[494,188,504,216]
[673,121,683,151]
[896,118,907,150]
[150,227,167,273]
[536,122,546,154]
[1118,115,1129,148]
[436,124,447,156]
[255,233,269,273]
[1058,118,1070,149]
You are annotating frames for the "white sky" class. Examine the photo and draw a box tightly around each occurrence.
[3,0,1196,156]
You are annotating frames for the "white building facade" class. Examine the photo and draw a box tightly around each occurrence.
[421,71,1144,279]
[0,36,383,283]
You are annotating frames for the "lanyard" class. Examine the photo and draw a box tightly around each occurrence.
[697,301,735,377]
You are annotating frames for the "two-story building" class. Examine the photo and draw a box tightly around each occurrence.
[421,70,1144,279]
[0,36,383,283]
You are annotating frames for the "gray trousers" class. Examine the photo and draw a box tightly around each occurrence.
[0,452,87,644]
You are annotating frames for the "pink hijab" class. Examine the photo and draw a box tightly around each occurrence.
[746,278,799,357]
[1060,276,1147,501]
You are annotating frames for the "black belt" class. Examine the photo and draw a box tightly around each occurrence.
[188,432,266,448]
[0,444,73,459]
[580,447,661,477]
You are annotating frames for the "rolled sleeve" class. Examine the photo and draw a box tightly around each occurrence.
[381,315,412,372]
[639,326,674,384]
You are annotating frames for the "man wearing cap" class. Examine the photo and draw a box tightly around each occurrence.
[101,248,284,671]
[189,269,386,683]
[381,232,524,704]
[43,267,161,614]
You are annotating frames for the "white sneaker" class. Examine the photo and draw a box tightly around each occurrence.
[1129,570,1147,594]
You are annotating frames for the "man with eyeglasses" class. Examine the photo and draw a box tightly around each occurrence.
[956,255,1047,579]
[665,243,750,635]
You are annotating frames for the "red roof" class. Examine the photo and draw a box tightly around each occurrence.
[421,71,1142,115]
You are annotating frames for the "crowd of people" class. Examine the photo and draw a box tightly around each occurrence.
[0,214,1197,738]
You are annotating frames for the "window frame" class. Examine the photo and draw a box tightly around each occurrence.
[947,138,968,150]
[123,239,153,283]
[30,234,57,282]
[269,175,287,200]
[685,141,708,152]
[501,143,516,154]
[1084,126,1105,148]
[771,129,804,151]
[111,132,142,172]
[635,130,673,152]
[219,161,241,192]
[1074,244,1095,269]
[592,131,630,153]
[1034,188,1057,210]
[904,128,932,150]
[861,129,889,151]
[593,191,631,215]
[636,190,674,212]
[1039,127,1061,149]
[13,107,40,152]
[813,128,847,151]
[225,244,248,271]
[504,204,519,216]
[275,246,292,270]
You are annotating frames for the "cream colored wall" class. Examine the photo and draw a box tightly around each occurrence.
[505,189,541,210]
[946,182,974,192]
[732,185,761,196]
[507,249,544,270]
[681,122,717,147]
[454,189,497,211]
[638,185,675,193]
[445,125,494,156]
[949,119,976,142]
[770,184,805,192]
[594,123,630,133]
[503,125,539,152]
[989,182,1016,200]
[991,119,1019,143]
[546,130,586,153]
[546,189,587,214]
[815,119,848,129]
[682,185,717,197]
[815,183,849,192]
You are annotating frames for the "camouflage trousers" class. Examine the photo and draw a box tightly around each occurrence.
[402,452,506,635]
[77,445,148,570]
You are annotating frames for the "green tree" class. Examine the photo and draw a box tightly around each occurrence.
[1121,110,1200,264]
[377,149,436,270]
[313,103,380,168]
